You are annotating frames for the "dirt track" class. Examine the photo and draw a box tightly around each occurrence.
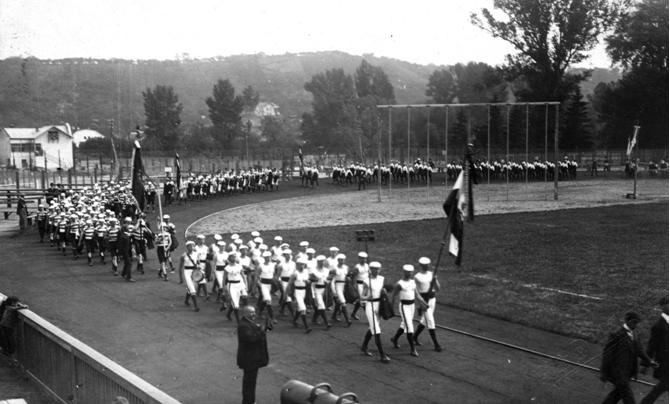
[0,178,666,403]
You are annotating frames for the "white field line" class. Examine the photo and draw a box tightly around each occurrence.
[470,274,604,301]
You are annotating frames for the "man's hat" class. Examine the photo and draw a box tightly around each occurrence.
[336,253,346,260]
[358,251,368,258]
[216,240,226,247]
[306,248,316,254]
[274,236,283,242]
[369,261,381,269]
[262,251,272,258]
[214,234,222,241]
[231,233,240,240]
[418,257,431,265]
[316,255,326,261]
[329,246,340,252]
[163,214,170,220]
[299,241,309,247]
[402,264,415,272]
[282,249,292,255]
[196,234,205,240]
[251,231,260,238]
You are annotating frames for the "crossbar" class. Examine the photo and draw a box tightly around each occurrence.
[377,102,561,108]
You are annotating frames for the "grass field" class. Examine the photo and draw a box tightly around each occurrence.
[227,202,668,343]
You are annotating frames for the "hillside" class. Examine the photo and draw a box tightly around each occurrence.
[0,52,619,136]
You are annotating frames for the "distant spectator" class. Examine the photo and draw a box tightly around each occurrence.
[591,159,598,176]
[603,158,611,173]
[237,305,270,404]
[0,296,28,356]
[17,194,27,230]
[648,161,658,177]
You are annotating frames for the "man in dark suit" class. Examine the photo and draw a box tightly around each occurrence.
[640,297,668,404]
[600,312,656,404]
[237,305,270,404]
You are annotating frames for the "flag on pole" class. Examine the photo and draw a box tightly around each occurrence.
[175,153,181,190]
[626,126,640,157]
[131,140,146,212]
[443,170,466,265]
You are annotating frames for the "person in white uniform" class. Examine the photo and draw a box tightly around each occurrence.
[224,252,247,323]
[257,251,278,323]
[194,234,210,299]
[350,251,369,320]
[277,250,296,318]
[213,240,228,304]
[310,255,331,329]
[390,264,427,357]
[329,253,352,326]
[288,258,312,333]
[360,261,390,363]
[178,241,200,312]
[413,257,442,352]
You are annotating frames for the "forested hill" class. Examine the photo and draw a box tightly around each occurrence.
[0,51,618,134]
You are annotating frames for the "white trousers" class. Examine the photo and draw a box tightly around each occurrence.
[398,302,416,333]
[365,301,381,335]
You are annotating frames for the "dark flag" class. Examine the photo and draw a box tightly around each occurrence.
[443,170,465,265]
[131,140,146,211]
[175,153,181,191]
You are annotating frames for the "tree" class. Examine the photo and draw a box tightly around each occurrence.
[302,68,359,153]
[142,85,183,150]
[354,60,396,104]
[426,62,507,104]
[242,85,260,110]
[561,87,593,150]
[206,79,244,148]
[471,0,624,102]
[592,0,669,148]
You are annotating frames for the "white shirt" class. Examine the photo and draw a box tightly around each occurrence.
[397,278,417,301]
[225,263,244,281]
[414,271,434,293]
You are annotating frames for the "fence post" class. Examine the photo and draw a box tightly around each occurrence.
[15,170,20,192]
[94,167,98,184]
[41,170,46,190]
[68,169,72,189]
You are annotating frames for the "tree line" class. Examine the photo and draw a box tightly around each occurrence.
[95,0,665,158]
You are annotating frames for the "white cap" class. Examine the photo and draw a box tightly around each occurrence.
[234,239,243,245]
[306,248,316,254]
[358,251,368,258]
[316,255,326,261]
[247,241,256,249]
[369,261,381,269]
[282,249,292,255]
[418,257,431,265]
[296,257,308,265]
[336,253,346,260]
[259,244,268,250]
[196,234,205,240]
[251,231,260,238]
[214,234,222,241]
[253,237,263,244]
[299,241,309,247]
[185,240,195,246]
[274,236,283,241]
[402,264,415,272]
[239,245,248,250]
[216,240,226,247]
[163,214,170,220]
[329,246,340,252]
[262,251,272,258]
[231,233,240,240]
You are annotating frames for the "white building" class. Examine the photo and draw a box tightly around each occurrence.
[1,124,74,169]
[73,129,105,147]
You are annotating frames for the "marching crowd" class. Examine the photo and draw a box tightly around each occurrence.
[176,233,443,363]
[33,192,443,363]
[162,167,282,205]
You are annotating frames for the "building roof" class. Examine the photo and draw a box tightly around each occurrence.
[3,124,72,140]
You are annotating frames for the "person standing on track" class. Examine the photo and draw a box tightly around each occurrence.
[95,216,108,265]
[600,311,656,404]
[237,305,270,404]
[413,257,442,352]
[179,241,200,312]
[360,261,390,363]
[107,218,120,274]
[118,224,135,282]
[82,219,96,267]
[640,296,668,404]
[213,240,228,302]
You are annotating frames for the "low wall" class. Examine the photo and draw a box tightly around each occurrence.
[0,293,180,404]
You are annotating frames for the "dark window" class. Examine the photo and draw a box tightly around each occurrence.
[48,130,59,143]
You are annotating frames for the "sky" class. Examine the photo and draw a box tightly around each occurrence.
[0,0,612,68]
